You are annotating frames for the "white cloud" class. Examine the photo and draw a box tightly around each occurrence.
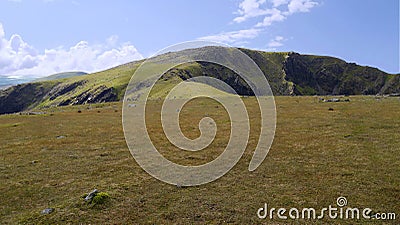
[233,0,268,23]
[198,28,262,45]
[233,0,318,25]
[0,23,5,38]
[106,35,119,47]
[270,0,289,7]
[287,0,318,14]
[255,8,286,27]
[0,22,143,78]
[256,0,318,27]
[267,35,286,48]
[211,0,318,45]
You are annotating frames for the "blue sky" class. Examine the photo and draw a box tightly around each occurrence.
[0,0,398,77]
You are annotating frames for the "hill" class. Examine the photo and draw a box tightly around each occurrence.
[34,71,88,82]
[0,47,399,114]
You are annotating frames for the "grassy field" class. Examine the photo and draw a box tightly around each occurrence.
[0,96,399,224]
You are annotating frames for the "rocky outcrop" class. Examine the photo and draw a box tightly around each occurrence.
[282,52,398,95]
[47,80,87,100]
[59,85,118,106]
[0,82,118,114]
[0,83,55,114]
[161,51,399,96]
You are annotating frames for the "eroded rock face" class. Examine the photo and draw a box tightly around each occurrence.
[59,85,118,106]
[0,83,54,114]
[0,82,118,114]
[47,80,87,101]
[282,53,394,95]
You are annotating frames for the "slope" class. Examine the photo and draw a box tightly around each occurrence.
[0,46,399,114]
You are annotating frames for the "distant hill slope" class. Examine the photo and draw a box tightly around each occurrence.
[34,71,88,82]
[0,47,399,114]
[0,76,34,90]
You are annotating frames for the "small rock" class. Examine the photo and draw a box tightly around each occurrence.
[68,154,78,159]
[324,98,340,102]
[41,208,54,215]
[84,189,99,202]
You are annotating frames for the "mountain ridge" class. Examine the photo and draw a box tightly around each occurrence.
[0,47,399,114]
[34,71,88,82]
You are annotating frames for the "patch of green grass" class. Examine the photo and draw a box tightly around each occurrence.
[0,122,22,128]
[91,192,110,205]
[0,96,399,224]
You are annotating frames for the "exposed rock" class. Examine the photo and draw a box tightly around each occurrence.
[19,111,46,115]
[47,80,87,101]
[282,52,394,95]
[324,98,340,102]
[41,208,54,215]
[84,189,99,202]
[70,86,118,106]
[0,83,54,114]
[323,98,350,102]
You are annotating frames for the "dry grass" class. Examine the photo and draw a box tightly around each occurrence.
[0,96,399,224]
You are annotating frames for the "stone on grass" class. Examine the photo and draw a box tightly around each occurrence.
[83,189,110,205]
[41,208,54,214]
[324,98,340,102]
[84,189,99,202]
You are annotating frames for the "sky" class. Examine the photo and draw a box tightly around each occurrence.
[0,0,398,78]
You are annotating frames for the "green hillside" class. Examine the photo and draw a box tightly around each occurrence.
[34,71,88,82]
[0,47,399,114]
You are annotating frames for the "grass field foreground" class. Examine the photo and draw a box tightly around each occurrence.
[0,96,399,224]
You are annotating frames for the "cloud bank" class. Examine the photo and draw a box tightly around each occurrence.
[199,0,318,47]
[0,23,143,78]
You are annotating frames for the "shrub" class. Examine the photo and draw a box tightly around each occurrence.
[91,192,110,205]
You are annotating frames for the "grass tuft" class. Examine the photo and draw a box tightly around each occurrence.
[91,192,110,205]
